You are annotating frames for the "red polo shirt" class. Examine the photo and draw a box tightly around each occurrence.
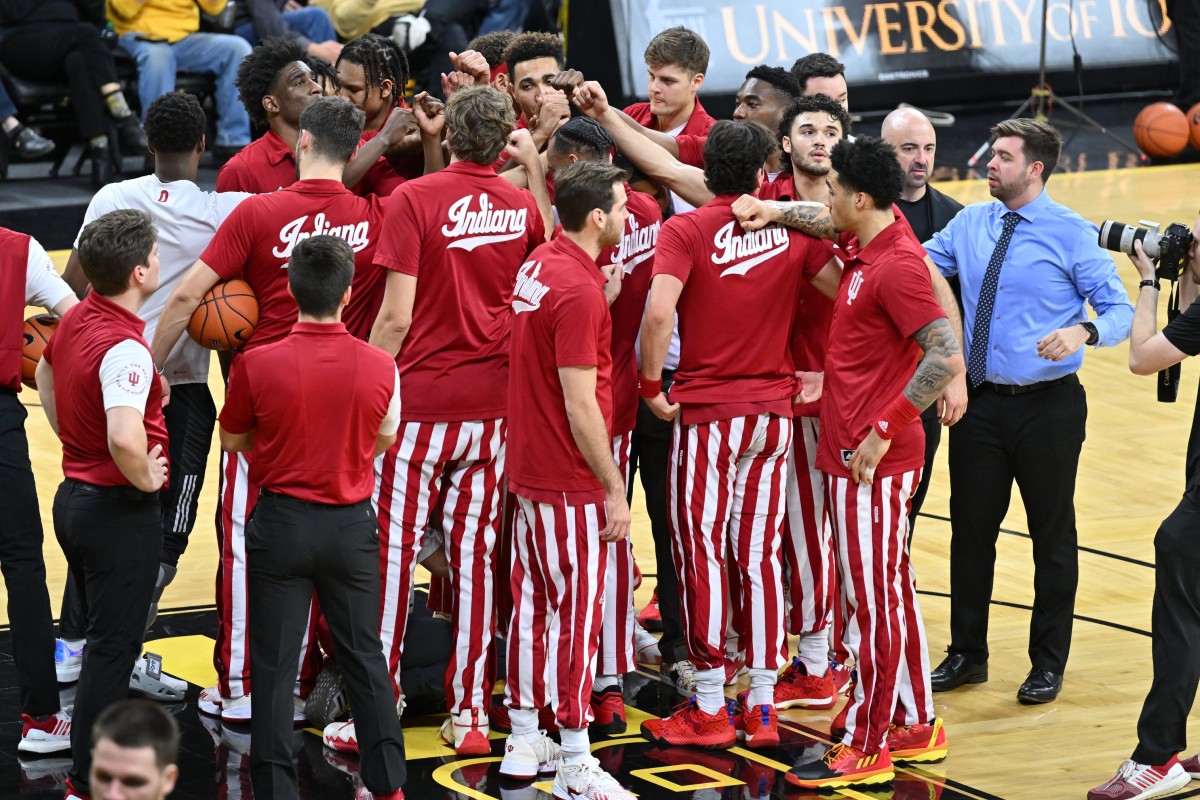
[507,235,613,504]
[374,160,544,422]
[219,322,399,504]
[43,293,169,487]
[201,179,388,346]
[652,195,830,424]
[217,129,297,194]
[624,98,715,169]
[353,128,407,198]
[817,217,944,479]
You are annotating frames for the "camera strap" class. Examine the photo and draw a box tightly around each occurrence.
[1159,282,1182,403]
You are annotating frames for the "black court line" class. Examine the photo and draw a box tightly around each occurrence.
[918,589,1151,638]
[918,511,1157,570]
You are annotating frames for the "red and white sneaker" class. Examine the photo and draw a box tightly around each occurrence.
[323,720,359,754]
[1180,753,1200,778]
[738,699,779,749]
[774,657,836,709]
[499,731,561,780]
[590,687,626,735]
[198,685,224,717]
[18,711,71,754]
[439,707,491,756]
[63,776,90,799]
[786,742,895,790]
[1088,757,1190,800]
[633,623,662,666]
[831,660,854,693]
[887,718,948,764]
[641,698,737,750]
[636,589,662,632]
[553,756,636,800]
[724,652,746,686]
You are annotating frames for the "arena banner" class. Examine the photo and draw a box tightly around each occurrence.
[608,0,1175,97]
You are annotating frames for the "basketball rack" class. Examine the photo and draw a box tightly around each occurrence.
[967,0,1143,169]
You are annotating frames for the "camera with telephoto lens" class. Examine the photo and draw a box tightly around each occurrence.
[1098,219,1193,281]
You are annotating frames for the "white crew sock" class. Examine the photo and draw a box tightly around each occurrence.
[593,674,620,692]
[508,707,540,742]
[694,667,726,714]
[747,668,775,708]
[798,631,829,677]
[560,727,590,765]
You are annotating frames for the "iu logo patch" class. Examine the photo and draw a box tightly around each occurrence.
[128,371,141,386]
[158,190,169,203]
[846,270,865,305]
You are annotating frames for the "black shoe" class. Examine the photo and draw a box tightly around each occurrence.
[117,117,147,155]
[90,140,113,187]
[929,652,987,692]
[9,124,54,160]
[1016,669,1062,704]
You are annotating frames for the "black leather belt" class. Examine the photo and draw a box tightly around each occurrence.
[978,375,1075,396]
[259,488,369,510]
[65,478,159,503]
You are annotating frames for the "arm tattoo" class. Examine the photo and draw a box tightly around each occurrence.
[769,201,834,239]
[905,317,962,409]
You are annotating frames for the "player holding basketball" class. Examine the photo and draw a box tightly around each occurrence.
[501,160,635,800]
[151,97,395,724]
[328,85,547,758]
[638,120,838,750]
[787,137,963,790]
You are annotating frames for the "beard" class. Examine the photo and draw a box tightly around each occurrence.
[792,152,831,177]
[989,171,1029,202]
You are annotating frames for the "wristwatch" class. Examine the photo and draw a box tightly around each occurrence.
[1081,321,1099,346]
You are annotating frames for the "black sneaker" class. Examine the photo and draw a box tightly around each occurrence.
[9,124,54,160]
[117,117,148,155]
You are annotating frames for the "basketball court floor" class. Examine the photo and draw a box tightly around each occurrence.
[3,163,1200,800]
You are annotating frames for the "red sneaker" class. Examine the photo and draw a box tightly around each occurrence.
[887,718,948,764]
[830,669,859,740]
[739,700,779,749]
[636,588,662,632]
[64,777,90,800]
[438,707,491,756]
[830,660,854,693]
[786,742,895,790]
[775,657,836,710]
[641,698,737,749]
[724,652,746,686]
[590,687,627,735]
[1181,753,1200,778]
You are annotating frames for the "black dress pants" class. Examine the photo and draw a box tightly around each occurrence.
[0,391,59,717]
[247,492,406,800]
[0,22,121,139]
[946,377,1086,673]
[908,406,943,535]
[53,479,160,792]
[628,370,687,665]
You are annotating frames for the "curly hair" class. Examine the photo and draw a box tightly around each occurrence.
[444,85,515,165]
[143,92,207,155]
[829,136,903,209]
[778,94,851,143]
[790,52,845,92]
[703,120,776,196]
[338,34,409,103]
[745,64,800,100]
[236,37,307,129]
[467,30,517,70]
[550,117,614,163]
[502,32,564,78]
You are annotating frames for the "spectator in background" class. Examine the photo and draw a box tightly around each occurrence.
[232,0,343,63]
[109,0,252,162]
[0,84,54,161]
[0,0,147,167]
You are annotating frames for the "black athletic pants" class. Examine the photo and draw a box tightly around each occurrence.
[54,479,160,792]
[946,376,1087,673]
[247,492,405,799]
[0,22,121,140]
[0,391,59,717]
[1133,481,1200,765]
[908,406,943,535]
[59,382,214,637]
[628,369,687,665]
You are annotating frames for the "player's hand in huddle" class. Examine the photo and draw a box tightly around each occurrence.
[550,69,586,99]
[413,92,445,139]
[732,194,777,232]
[601,263,623,305]
[794,371,823,404]
[530,89,571,138]
[440,70,476,98]
[505,128,540,170]
[572,80,610,118]
[377,106,418,150]
[449,50,490,86]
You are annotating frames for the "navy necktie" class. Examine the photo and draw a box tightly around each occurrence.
[967,211,1021,388]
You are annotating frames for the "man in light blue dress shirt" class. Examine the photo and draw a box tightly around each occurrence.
[923,118,1133,705]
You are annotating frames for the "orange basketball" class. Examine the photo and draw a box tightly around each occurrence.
[1187,103,1200,150]
[187,279,259,350]
[1133,102,1189,158]
[21,314,59,389]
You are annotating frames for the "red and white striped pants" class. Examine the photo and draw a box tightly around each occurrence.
[215,451,320,698]
[825,469,934,753]
[373,418,505,713]
[504,493,608,730]
[783,417,836,637]
[669,413,790,672]
[598,432,635,676]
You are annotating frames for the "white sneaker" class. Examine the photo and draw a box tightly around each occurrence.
[18,711,71,754]
[552,757,636,800]
[220,694,251,723]
[1088,758,1190,800]
[439,707,491,755]
[129,654,187,702]
[198,685,224,716]
[499,732,561,780]
[54,639,84,683]
[634,623,662,666]
[324,719,359,754]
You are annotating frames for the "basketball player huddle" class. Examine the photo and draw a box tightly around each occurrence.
[27,24,970,800]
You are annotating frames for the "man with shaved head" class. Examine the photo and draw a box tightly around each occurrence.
[881,107,964,533]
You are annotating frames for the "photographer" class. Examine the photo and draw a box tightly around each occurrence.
[1089,222,1200,800]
